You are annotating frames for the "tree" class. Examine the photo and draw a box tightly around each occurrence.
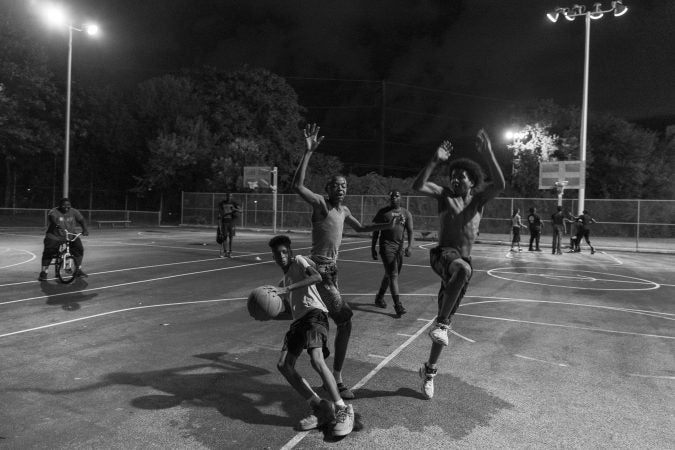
[0,7,61,206]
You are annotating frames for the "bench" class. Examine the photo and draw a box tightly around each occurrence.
[96,220,132,229]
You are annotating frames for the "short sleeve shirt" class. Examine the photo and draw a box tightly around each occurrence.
[47,208,85,238]
[373,206,412,246]
[219,201,239,222]
[282,255,328,321]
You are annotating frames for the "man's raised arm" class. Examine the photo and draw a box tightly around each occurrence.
[412,140,452,198]
[475,129,505,200]
[291,123,324,207]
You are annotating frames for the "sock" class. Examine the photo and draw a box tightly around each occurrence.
[335,399,346,408]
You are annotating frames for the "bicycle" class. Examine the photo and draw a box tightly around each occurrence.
[53,231,82,284]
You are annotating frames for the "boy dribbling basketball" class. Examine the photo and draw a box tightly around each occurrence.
[269,235,354,436]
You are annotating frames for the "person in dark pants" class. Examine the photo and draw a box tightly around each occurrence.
[510,208,526,252]
[39,198,90,280]
[527,207,542,251]
[573,210,598,254]
[551,206,566,255]
[371,190,414,317]
[218,193,241,257]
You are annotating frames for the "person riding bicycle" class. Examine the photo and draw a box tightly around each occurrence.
[39,198,90,281]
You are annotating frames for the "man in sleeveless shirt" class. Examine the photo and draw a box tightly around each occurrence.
[551,206,566,255]
[412,129,505,399]
[292,123,397,400]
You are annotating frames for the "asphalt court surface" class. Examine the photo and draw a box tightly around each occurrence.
[1,227,674,449]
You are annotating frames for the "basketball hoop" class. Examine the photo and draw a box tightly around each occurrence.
[554,180,569,196]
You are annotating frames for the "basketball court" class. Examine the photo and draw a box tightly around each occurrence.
[1,227,673,448]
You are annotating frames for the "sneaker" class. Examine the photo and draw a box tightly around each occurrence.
[394,303,407,317]
[509,248,515,252]
[38,271,48,281]
[591,247,596,255]
[298,399,335,431]
[333,404,354,437]
[418,363,437,400]
[374,296,387,308]
[428,322,450,346]
[226,252,232,258]
[337,383,355,400]
[75,269,88,278]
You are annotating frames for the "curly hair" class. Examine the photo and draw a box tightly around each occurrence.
[268,235,292,249]
[447,158,485,190]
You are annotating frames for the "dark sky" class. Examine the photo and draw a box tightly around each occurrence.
[26,0,671,124]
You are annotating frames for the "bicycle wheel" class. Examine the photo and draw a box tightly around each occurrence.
[57,254,77,284]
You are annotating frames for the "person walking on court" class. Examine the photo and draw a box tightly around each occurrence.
[573,210,598,254]
[551,206,566,255]
[510,208,526,252]
[218,193,241,258]
[412,128,505,399]
[292,123,396,400]
[39,198,90,280]
[371,189,414,317]
[268,235,354,436]
[527,207,542,251]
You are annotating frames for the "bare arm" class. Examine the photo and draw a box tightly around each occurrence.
[404,210,413,256]
[345,210,394,233]
[291,123,325,209]
[412,140,451,197]
[475,129,506,202]
[277,266,323,295]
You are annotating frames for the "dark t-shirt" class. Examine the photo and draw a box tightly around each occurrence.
[46,207,86,238]
[219,201,240,222]
[551,211,565,226]
[373,206,412,247]
[528,213,542,231]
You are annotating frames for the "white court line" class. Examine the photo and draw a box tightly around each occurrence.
[281,317,436,450]
[628,373,675,380]
[457,312,675,340]
[397,333,414,337]
[368,354,387,359]
[0,249,36,270]
[0,297,244,339]
[515,354,568,367]
[0,260,269,306]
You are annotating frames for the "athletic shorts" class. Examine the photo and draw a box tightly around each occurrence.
[380,243,403,276]
[220,220,235,237]
[309,256,354,325]
[282,309,330,359]
[429,246,473,317]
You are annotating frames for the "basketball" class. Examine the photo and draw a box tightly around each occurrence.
[247,285,284,321]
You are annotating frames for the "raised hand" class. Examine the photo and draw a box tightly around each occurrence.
[304,123,324,153]
[434,140,452,162]
[476,128,490,152]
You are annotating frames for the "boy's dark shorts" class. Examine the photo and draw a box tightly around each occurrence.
[220,220,235,237]
[282,309,330,359]
[380,242,403,276]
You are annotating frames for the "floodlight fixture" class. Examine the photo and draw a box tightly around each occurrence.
[612,0,628,16]
[547,9,561,22]
[85,23,99,36]
[42,3,69,28]
[589,3,605,19]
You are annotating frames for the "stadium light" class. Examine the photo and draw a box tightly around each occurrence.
[38,3,100,198]
[545,1,628,214]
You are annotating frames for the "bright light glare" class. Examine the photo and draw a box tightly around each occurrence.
[42,3,69,27]
[85,24,99,36]
[505,131,514,140]
[546,11,559,22]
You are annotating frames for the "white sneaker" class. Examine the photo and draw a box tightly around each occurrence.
[428,322,450,346]
[418,363,437,400]
[333,404,354,436]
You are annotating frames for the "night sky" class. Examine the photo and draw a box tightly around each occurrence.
[22,0,672,123]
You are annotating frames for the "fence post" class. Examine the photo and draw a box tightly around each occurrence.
[636,199,640,252]
[180,191,184,226]
[360,195,364,224]
[211,193,215,226]
[280,194,285,230]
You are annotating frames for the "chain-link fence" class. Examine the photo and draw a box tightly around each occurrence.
[0,208,161,228]
[182,192,675,253]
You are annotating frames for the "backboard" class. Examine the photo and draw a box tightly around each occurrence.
[539,161,585,190]
[243,166,273,190]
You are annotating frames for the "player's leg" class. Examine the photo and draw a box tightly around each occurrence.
[69,238,87,277]
[39,235,61,280]
[528,230,535,251]
[535,230,541,251]
[278,326,334,430]
[388,250,406,316]
[584,230,595,253]
[314,261,355,399]
[374,268,389,308]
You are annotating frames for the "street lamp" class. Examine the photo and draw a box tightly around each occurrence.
[546,1,628,214]
[40,3,99,198]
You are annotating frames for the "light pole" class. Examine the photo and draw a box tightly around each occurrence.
[546,1,628,214]
[40,4,99,198]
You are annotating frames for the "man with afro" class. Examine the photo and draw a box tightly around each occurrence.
[412,129,505,399]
